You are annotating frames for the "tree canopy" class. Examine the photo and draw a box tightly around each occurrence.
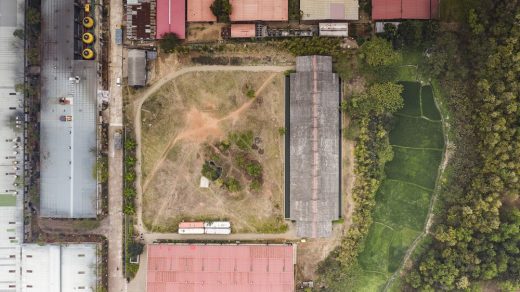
[359,37,402,66]
[210,0,232,22]
[159,33,181,53]
[350,82,404,116]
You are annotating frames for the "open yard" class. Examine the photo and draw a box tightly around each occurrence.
[140,71,287,233]
[350,82,445,291]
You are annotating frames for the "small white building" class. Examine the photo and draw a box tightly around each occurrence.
[319,23,349,37]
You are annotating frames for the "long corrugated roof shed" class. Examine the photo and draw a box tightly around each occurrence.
[187,0,217,22]
[372,0,439,19]
[128,49,147,86]
[230,0,288,21]
[156,0,186,39]
[288,56,341,238]
[40,0,98,218]
[301,0,359,20]
[0,0,25,289]
[147,244,295,292]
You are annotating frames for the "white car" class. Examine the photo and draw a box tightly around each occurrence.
[116,77,121,86]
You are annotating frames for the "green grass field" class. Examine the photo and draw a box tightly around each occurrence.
[351,81,444,291]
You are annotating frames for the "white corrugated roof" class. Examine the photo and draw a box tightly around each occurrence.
[301,0,359,20]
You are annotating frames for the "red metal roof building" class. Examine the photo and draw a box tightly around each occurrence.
[187,0,217,22]
[156,0,186,39]
[231,24,256,38]
[147,244,295,292]
[230,0,288,21]
[372,0,439,20]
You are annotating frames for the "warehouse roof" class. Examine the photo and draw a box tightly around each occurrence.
[187,0,217,22]
[126,2,156,40]
[301,0,359,20]
[128,49,147,87]
[157,0,186,39]
[0,0,25,289]
[288,56,341,238]
[40,0,98,218]
[147,244,295,292]
[21,244,98,292]
[372,0,439,19]
[230,0,288,21]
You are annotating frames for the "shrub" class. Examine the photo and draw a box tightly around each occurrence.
[201,161,220,181]
[159,33,181,53]
[210,0,232,22]
[250,179,262,191]
[229,130,254,150]
[278,127,286,135]
[224,177,242,192]
[246,161,262,178]
[246,88,255,98]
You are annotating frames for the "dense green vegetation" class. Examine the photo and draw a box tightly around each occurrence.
[317,37,407,291]
[348,82,444,291]
[159,32,181,53]
[403,0,520,290]
[210,0,232,22]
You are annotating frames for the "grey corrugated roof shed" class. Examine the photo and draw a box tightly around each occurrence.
[288,56,341,238]
[40,0,98,218]
[128,49,147,86]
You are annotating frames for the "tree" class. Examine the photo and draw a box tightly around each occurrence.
[210,0,232,22]
[359,37,401,66]
[13,29,24,40]
[159,33,181,53]
[350,82,404,115]
[27,7,40,26]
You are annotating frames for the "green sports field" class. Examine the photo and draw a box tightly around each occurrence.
[351,82,444,291]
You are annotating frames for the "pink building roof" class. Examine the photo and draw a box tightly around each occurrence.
[231,24,256,38]
[147,244,295,292]
[157,0,186,39]
[187,0,217,22]
[230,0,288,21]
[372,0,438,20]
[178,222,205,228]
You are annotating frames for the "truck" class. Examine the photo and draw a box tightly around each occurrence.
[203,221,231,229]
[204,228,231,235]
[178,228,204,235]
[60,115,72,121]
[58,97,73,105]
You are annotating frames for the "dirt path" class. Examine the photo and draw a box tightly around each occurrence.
[141,72,278,193]
[132,65,292,235]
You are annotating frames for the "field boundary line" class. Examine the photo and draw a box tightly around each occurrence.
[383,79,451,292]
[375,221,395,231]
[391,145,444,151]
[394,113,442,122]
[385,179,434,192]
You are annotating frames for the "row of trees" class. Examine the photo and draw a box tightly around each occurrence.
[404,0,520,290]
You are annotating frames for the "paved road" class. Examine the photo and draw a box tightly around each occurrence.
[132,65,294,236]
[107,0,125,291]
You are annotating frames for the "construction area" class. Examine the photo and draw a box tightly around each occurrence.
[138,70,287,233]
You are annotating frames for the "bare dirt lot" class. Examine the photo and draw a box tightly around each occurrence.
[140,71,287,233]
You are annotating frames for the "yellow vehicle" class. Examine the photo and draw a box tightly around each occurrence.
[82,48,95,60]
[85,3,90,13]
[82,32,95,44]
[83,16,94,29]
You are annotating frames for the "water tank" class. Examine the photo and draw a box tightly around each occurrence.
[82,48,95,60]
[83,17,94,29]
[82,32,95,44]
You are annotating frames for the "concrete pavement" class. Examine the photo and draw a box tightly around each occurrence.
[107,0,125,291]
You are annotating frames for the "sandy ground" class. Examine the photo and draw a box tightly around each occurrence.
[138,71,287,233]
[186,23,225,42]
